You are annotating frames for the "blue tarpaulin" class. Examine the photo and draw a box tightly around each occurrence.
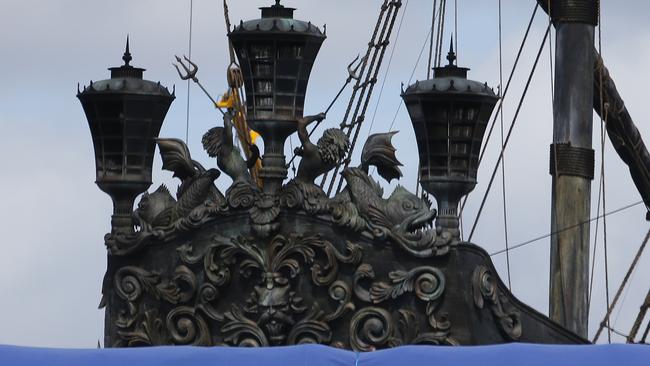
[0,343,648,366]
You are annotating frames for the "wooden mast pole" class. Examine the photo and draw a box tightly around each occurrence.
[548,0,598,338]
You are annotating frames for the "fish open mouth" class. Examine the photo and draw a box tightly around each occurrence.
[388,208,438,250]
[405,209,437,235]
[385,210,440,257]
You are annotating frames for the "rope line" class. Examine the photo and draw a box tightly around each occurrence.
[496,0,511,290]
[593,226,649,342]
[185,0,194,144]
[435,0,447,67]
[366,0,411,138]
[454,0,458,63]
[468,23,551,242]
[490,200,644,257]
[329,0,407,196]
[596,6,612,343]
[387,26,432,132]
[588,138,605,312]
[427,1,438,79]
[319,0,397,192]
[458,3,539,219]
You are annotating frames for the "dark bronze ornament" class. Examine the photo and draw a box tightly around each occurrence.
[402,42,499,241]
[228,1,327,193]
[472,265,522,341]
[82,2,589,351]
[78,38,175,233]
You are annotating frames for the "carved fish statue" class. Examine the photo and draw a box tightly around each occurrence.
[132,185,176,231]
[132,139,224,231]
[334,132,450,258]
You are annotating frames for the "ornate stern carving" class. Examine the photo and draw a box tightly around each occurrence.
[106,130,451,259]
[101,124,474,349]
[111,233,365,347]
[472,265,522,340]
[350,264,458,351]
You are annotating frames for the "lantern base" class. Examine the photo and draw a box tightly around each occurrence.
[97,180,151,234]
[250,119,297,194]
[422,178,476,242]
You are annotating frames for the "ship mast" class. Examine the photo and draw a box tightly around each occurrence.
[548,0,599,338]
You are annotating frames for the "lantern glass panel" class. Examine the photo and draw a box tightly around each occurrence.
[256,81,273,93]
[256,97,273,108]
[252,45,272,60]
[254,64,272,77]
[278,44,302,59]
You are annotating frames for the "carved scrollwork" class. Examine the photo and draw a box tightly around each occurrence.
[196,283,223,322]
[287,308,332,345]
[110,225,467,349]
[350,307,395,352]
[222,306,269,347]
[226,180,258,210]
[166,306,211,346]
[116,309,167,347]
[172,265,197,303]
[391,309,458,346]
[369,266,445,303]
[351,264,457,347]
[323,281,355,322]
[310,240,363,286]
[114,267,181,304]
[472,265,522,340]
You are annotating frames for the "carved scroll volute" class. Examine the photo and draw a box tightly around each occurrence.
[472,265,522,340]
[350,307,395,352]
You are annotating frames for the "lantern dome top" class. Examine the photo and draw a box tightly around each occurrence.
[231,1,325,37]
[402,42,497,98]
[78,37,174,98]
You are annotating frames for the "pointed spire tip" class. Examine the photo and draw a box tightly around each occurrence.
[122,35,132,67]
[446,34,456,67]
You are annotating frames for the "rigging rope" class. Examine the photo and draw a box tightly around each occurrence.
[454,0,458,64]
[387,27,433,133]
[365,0,411,141]
[322,0,405,196]
[596,6,612,343]
[427,1,438,79]
[588,131,606,313]
[496,0,511,290]
[436,0,447,67]
[333,0,406,195]
[490,200,645,257]
[642,316,650,343]
[318,0,395,191]
[458,3,539,220]
[467,23,551,242]
[185,0,194,144]
[593,226,650,343]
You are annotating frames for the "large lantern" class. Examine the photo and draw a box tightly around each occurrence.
[229,0,326,192]
[402,45,498,240]
[78,39,175,233]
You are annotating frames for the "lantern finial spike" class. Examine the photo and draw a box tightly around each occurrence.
[122,35,132,67]
[446,34,456,67]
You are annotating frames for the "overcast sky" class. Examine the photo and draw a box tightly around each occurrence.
[0,0,649,347]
